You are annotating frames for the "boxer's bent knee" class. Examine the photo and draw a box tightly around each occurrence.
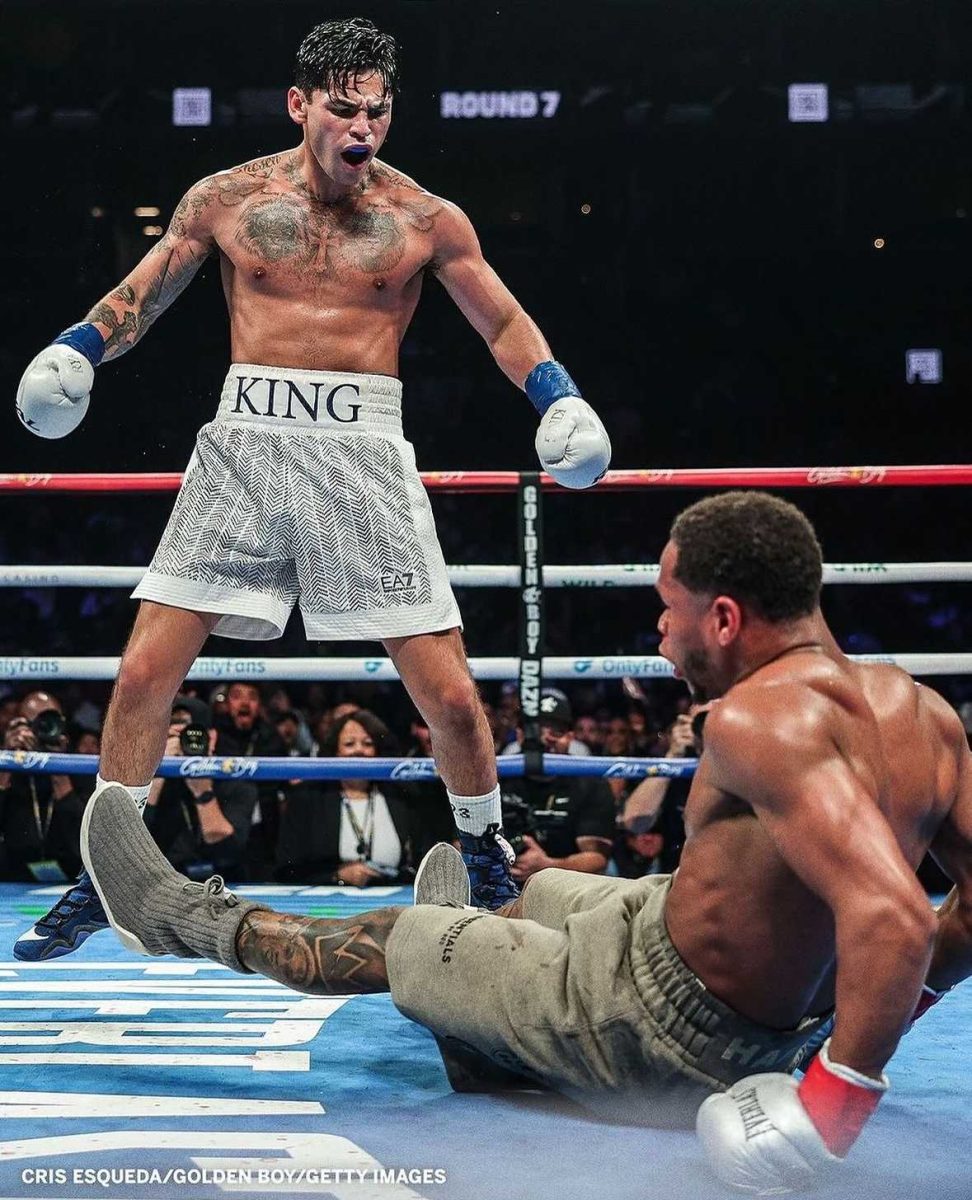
[425,677,483,734]
[114,645,183,703]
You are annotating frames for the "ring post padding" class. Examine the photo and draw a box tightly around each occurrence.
[518,472,545,776]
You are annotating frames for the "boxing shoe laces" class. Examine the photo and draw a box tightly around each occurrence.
[192,874,239,915]
[458,823,520,910]
[13,869,108,961]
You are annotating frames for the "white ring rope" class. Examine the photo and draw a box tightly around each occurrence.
[3,562,972,589]
[1,653,970,682]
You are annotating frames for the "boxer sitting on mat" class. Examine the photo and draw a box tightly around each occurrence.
[80,492,971,1194]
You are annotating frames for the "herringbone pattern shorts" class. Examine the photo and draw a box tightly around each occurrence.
[133,367,461,641]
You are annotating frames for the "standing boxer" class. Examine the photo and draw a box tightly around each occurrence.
[14,17,611,959]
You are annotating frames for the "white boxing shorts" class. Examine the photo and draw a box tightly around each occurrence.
[133,364,462,641]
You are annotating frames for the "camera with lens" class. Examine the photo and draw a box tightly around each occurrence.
[501,793,569,856]
[178,725,209,757]
[29,708,67,750]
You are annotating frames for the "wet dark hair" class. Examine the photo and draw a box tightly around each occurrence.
[324,708,398,757]
[670,491,822,622]
[294,18,400,99]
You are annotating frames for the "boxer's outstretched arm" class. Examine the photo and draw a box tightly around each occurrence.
[235,907,401,996]
[705,695,936,1079]
[429,200,552,387]
[85,178,217,361]
[430,198,611,490]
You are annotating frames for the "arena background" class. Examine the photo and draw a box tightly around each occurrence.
[0,3,970,1199]
[1,0,970,706]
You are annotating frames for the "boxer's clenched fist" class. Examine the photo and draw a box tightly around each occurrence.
[697,1040,887,1193]
[535,395,611,489]
[16,323,105,439]
[524,360,611,489]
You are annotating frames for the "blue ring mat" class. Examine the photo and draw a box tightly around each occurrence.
[0,883,967,1200]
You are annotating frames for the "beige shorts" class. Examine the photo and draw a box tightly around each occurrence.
[133,365,461,641]
[386,870,827,1126]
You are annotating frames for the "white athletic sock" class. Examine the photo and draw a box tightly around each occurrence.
[94,772,150,814]
[448,785,502,837]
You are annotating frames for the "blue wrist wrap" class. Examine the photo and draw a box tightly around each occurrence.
[524,361,581,416]
[53,322,105,368]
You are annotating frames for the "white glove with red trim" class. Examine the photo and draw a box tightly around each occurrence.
[696,1039,888,1194]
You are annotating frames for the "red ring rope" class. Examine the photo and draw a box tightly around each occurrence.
[1,466,970,494]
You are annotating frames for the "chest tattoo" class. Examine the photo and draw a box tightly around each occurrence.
[340,208,406,273]
[234,195,412,280]
[238,196,317,264]
[223,156,441,284]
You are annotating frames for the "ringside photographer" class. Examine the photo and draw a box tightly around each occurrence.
[501,690,615,883]
[143,696,251,878]
[0,691,85,885]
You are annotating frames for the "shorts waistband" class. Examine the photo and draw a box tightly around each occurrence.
[216,364,403,435]
[628,879,826,1086]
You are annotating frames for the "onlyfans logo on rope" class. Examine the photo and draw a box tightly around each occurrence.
[0,657,60,677]
[178,757,259,779]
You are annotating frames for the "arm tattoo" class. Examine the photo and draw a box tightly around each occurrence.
[84,215,211,360]
[86,284,139,355]
[236,907,403,995]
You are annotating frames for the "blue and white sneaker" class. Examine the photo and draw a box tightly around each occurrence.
[458,824,520,910]
[13,870,109,961]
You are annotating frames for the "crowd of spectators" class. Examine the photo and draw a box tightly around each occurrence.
[0,678,737,888]
[2,681,969,890]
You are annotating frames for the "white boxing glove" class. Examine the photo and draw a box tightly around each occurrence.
[535,396,611,490]
[697,1073,840,1194]
[697,1041,887,1194]
[16,332,100,439]
[524,361,610,490]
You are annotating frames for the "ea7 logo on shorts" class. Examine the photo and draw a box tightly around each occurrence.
[381,571,416,594]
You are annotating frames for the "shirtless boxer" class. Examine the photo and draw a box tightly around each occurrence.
[79,491,972,1193]
[13,18,610,958]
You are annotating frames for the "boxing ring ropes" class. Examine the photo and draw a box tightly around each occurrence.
[0,463,970,789]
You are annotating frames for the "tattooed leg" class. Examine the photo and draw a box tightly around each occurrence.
[495,896,526,920]
[236,906,404,995]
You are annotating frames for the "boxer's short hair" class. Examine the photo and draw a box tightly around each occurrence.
[294,18,400,99]
[671,491,822,621]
